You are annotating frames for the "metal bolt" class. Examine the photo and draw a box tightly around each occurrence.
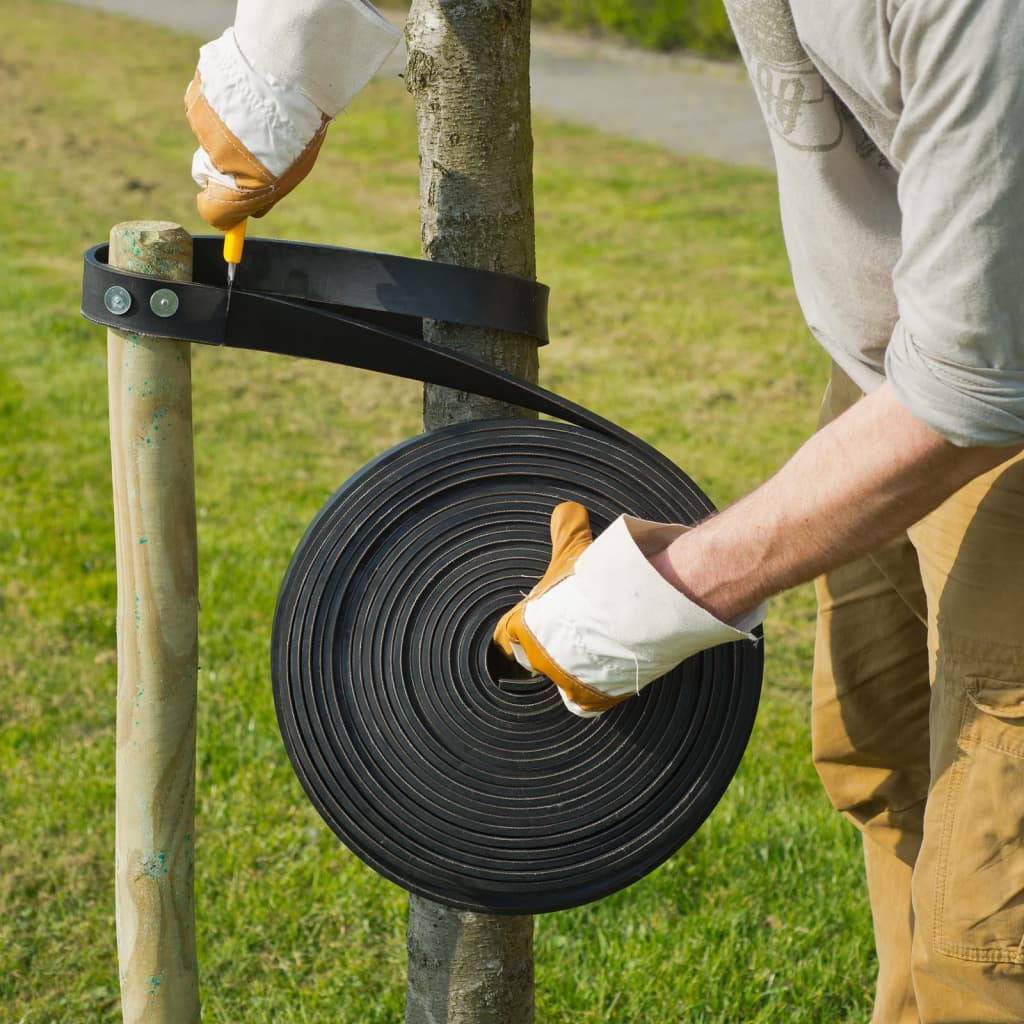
[103,286,132,316]
[149,288,180,318]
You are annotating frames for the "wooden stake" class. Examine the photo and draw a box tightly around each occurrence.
[107,222,200,1024]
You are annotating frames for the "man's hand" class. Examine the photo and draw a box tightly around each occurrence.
[185,0,401,229]
[493,502,765,718]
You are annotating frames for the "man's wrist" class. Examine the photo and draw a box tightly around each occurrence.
[647,523,768,628]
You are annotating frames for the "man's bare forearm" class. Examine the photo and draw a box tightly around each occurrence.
[650,382,1021,623]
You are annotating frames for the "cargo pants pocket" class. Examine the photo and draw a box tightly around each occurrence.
[934,675,1024,964]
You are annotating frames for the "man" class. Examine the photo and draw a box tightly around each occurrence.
[187,1,1024,1019]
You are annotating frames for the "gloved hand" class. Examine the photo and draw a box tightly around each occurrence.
[493,502,765,717]
[185,0,402,229]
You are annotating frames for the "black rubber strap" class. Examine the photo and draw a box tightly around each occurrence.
[194,236,549,342]
[81,236,763,915]
[82,239,635,440]
[84,236,548,342]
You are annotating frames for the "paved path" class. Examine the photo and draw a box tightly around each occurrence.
[65,0,772,169]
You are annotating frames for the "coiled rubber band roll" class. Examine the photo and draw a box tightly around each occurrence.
[272,419,763,914]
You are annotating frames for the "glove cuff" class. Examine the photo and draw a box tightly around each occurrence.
[523,515,765,701]
[575,514,766,646]
[235,0,402,117]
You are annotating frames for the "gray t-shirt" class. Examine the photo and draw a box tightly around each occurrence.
[724,0,1024,445]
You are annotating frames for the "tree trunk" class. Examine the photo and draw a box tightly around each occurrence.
[404,0,537,1021]
[406,0,538,430]
[406,896,534,1024]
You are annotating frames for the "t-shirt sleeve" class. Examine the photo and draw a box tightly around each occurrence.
[725,0,1024,446]
[884,0,1024,446]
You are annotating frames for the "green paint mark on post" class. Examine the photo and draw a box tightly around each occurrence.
[141,850,168,878]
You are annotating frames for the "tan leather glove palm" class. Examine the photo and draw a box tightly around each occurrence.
[494,502,632,716]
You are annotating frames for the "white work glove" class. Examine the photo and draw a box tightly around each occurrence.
[493,502,765,718]
[184,0,401,229]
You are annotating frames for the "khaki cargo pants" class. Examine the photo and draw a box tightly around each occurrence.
[812,367,1024,1023]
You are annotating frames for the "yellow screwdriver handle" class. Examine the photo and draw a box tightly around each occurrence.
[223,219,248,267]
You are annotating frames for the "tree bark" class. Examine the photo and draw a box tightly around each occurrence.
[404,1,537,1020]
[406,0,538,430]
[406,896,534,1024]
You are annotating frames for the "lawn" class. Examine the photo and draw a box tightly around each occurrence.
[0,2,872,1021]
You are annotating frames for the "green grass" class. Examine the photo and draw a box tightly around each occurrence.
[0,2,871,1021]
[532,0,738,57]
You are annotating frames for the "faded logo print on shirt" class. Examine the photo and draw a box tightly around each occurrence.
[725,0,843,152]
